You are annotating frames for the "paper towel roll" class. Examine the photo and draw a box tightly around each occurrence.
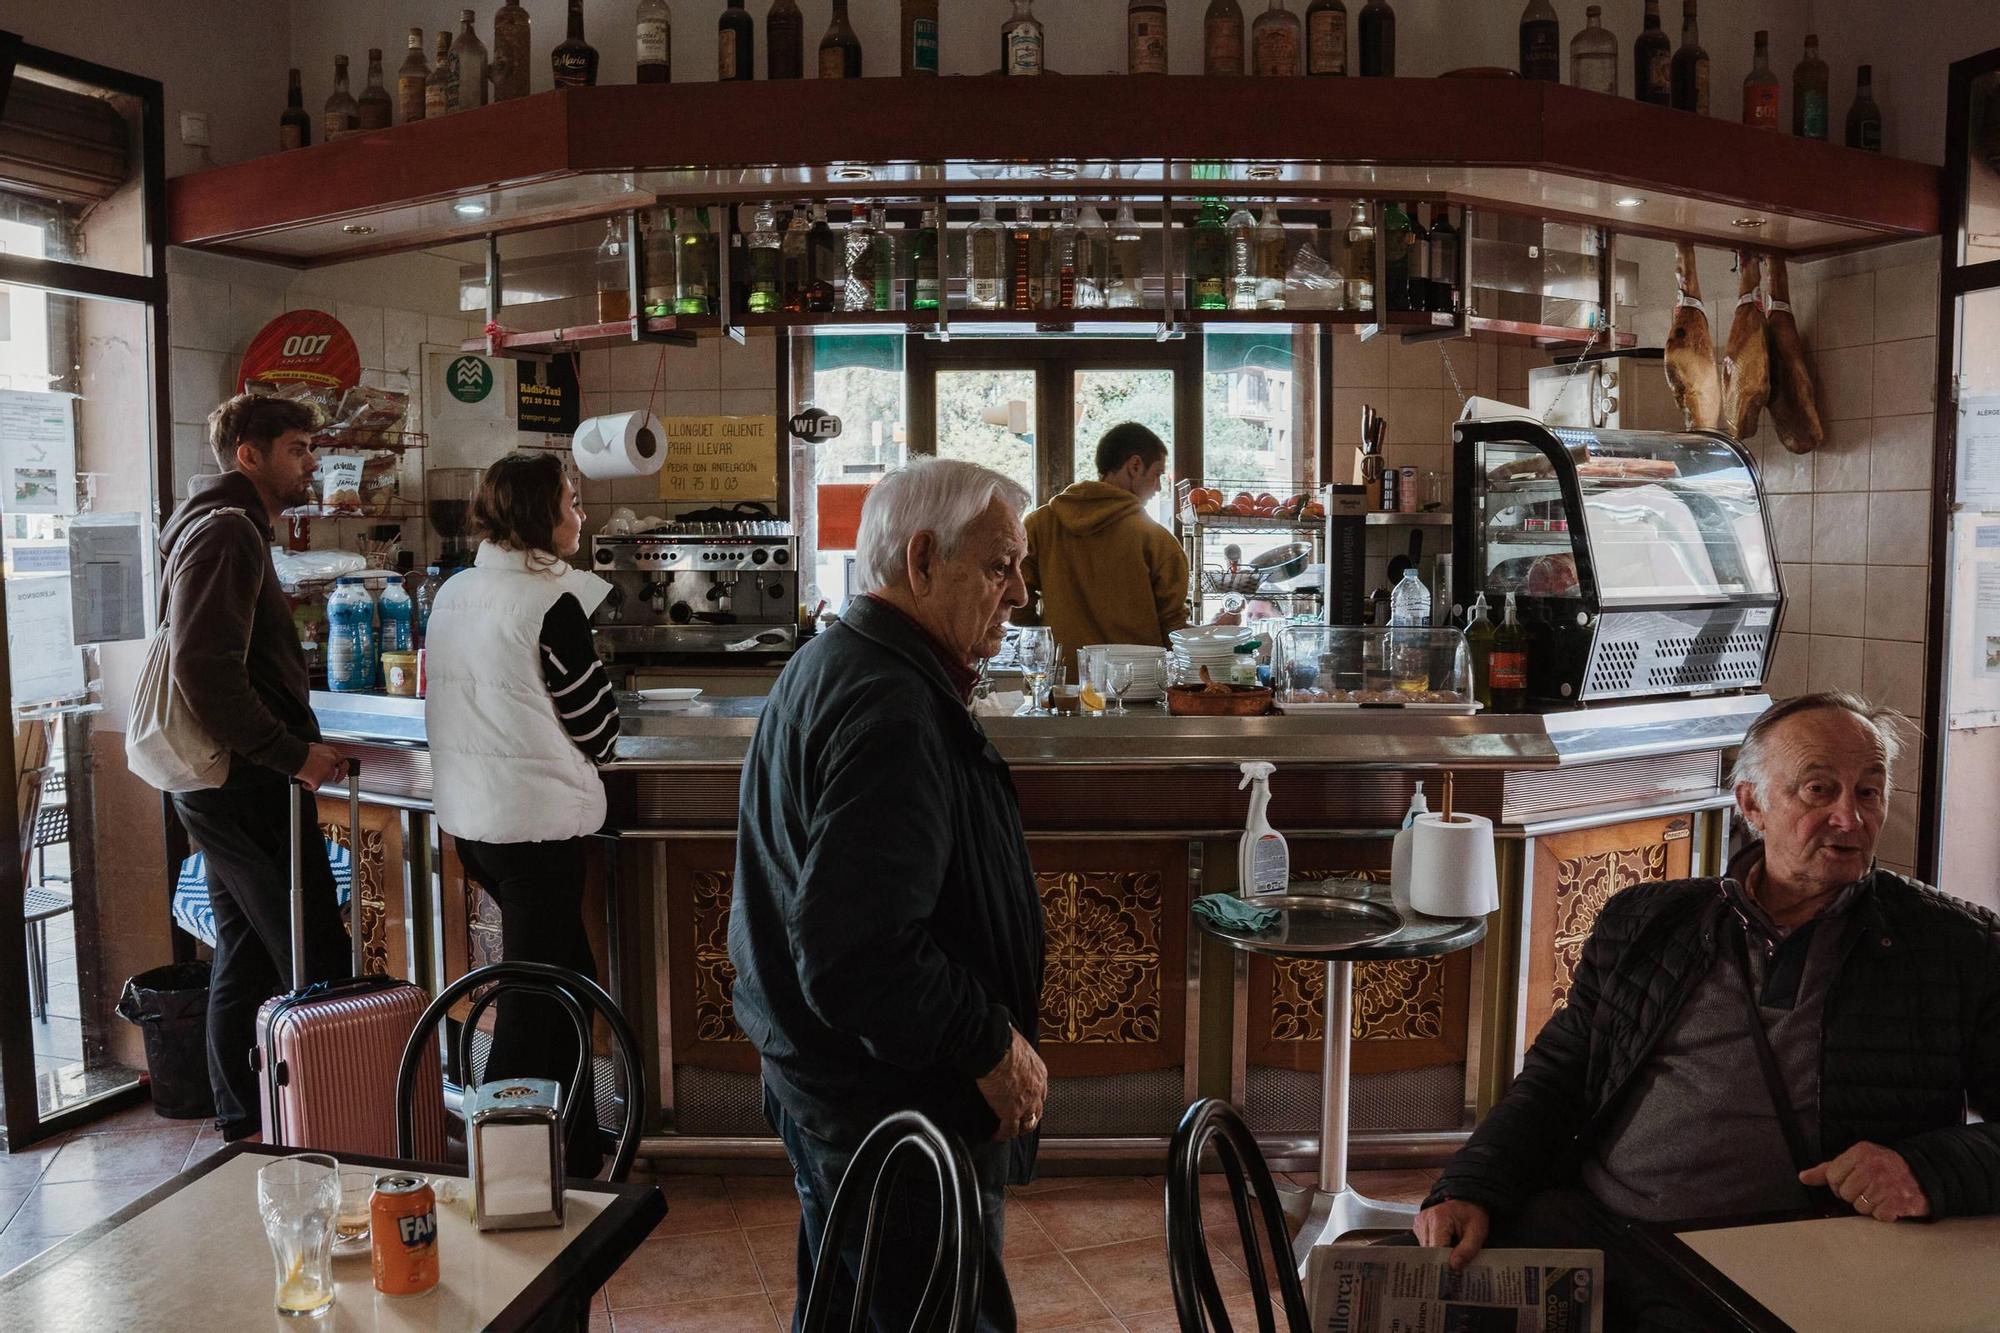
[1408,812,1499,918]
[571,411,665,481]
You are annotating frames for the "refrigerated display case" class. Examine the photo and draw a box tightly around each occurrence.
[1451,416,1783,703]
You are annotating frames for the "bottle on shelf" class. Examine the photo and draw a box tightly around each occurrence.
[902,0,940,76]
[356,50,393,130]
[1633,0,1670,105]
[642,210,675,318]
[596,217,631,323]
[414,566,446,647]
[1252,1,1302,77]
[1074,203,1108,309]
[449,10,489,112]
[1463,593,1494,709]
[323,56,360,141]
[870,206,895,310]
[1742,30,1780,129]
[1002,0,1044,76]
[1406,205,1432,312]
[1793,34,1829,140]
[1489,592,1529,712]
[781,204,811,311]
[1341,200,1375,313]
[492,0,531,100]
[768,0,804,79]
[637,0,672,84]
[842,204,876,312]
[552,0,599,87]
[1256,203,1287,310]
[1518,0,1560,82]
[1008,205,1039,311]
[1204,1,1245,77]
[1305,0,1346,76]
[820,0,862,79]
[1227,202,1259,310]
[1051,205,1081,309]
[1129,1,1168,76]
[719,0,754,82]
[805,203,839,313]
[676,207,716,315]
[396,29,430,123]
[911,207,941,311]
[1569,5,1616,96]
[379,578,414,657]
[280,68,311,150]
[1846,64,1883,151]
[1670,0,1707,116]
[966,201,1006,311]
[1107,202,1145,309]
[1357,0,1394,77]
[1190,199,1229,312]
[1426,205,1460,314]
[1380,200,1414,311]
[424,32,454,118]
[742,204,781,315]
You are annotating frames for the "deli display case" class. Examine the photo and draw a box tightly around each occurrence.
[1451,416,1783,703]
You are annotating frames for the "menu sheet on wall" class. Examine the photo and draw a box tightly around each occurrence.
[0,388,78,515]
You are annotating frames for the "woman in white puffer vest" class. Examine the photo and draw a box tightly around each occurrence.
[424,451,618,1176]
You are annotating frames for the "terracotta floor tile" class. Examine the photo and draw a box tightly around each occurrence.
[1116,1286,1276,1333]
[653,1174,741,1236]
[744,1220,800,1294]
[588,1312,611,1333]
[1004,1251,1115,1331]
[42,1128,198,1182]
[1063,1233,1247,1321]
[1008,1173,1126,1199]
[725,1175,803,1229]
[1003,1199,1056,1259]
[771,1289,796,1331]
[1349,1167,1441,1206]
[5,1174,171,1236]
[1022,1177,1165,1251]
[608,1293,784,1332]
[605,1229,765,1310]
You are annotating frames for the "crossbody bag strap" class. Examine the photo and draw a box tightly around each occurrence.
[1729,925,1839,1212]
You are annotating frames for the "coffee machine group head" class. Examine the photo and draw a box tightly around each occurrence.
[590,522,798,659]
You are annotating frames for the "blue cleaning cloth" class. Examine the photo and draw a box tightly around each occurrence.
[1192,893,1280,932]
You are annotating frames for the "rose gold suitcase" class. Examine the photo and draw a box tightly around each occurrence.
[253,762,447,1159]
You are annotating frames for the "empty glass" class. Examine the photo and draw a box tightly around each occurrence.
[334,1165,376,1254]
[1107,658,1138,715]
[259,1152,341,1318]
[1016,627,1053,716]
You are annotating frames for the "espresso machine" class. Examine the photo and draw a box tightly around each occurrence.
[589,520,799,662]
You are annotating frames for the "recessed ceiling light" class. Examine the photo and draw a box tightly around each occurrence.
[340,223,375,235]
[1613,196,1645,208]
[451,200,489,218]
[1732,216,1768,228]
[1248,164,1280,181]
[831,164,873,182]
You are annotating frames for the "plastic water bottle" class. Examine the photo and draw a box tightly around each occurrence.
[413,565,444,645]
[1388,567,1432,627]
[379,579,414,654]
[326,577,376,693]
[1387,568,1433,692]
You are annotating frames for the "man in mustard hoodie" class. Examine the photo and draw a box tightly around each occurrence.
[1018,423,1189,668]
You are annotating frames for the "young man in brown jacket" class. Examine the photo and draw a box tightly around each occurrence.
[161,393,349,1140]
[1017,423,1188,670]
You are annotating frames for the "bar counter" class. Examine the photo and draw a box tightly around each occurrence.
[307,689,1761,1171]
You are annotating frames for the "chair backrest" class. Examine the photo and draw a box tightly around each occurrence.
[799,1110,984,1333]
[393,960,645,1182]
[1165,1098,1313,1333]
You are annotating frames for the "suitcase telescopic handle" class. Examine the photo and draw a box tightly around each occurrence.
[291,757,363,993]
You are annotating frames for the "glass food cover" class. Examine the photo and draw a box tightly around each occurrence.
[1273,625,1474,709]
[1451,417,1784,703]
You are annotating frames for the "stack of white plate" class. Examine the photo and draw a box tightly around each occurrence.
[1079,644,1170,702]
[1169,625,1255,684]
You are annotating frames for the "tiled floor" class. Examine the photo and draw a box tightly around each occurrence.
[0,1103,1436,1332]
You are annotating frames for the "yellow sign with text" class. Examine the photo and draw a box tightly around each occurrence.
[657,415,779,502]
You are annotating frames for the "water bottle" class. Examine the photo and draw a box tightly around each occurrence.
[326,577,377,693]
[413,565,444,644]
[379,578,414,654]
[1387,567,1433,693]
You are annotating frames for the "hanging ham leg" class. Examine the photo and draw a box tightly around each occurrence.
[1665,242,1722,431]
[1720,250,1772,441]
[1764,254,1826,455]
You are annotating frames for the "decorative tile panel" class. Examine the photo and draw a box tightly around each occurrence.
[1038,869,1164,1046]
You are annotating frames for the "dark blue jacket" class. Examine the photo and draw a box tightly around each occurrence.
[728,597,1045,1172]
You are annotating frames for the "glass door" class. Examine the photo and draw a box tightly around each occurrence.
[934,365,1040,501]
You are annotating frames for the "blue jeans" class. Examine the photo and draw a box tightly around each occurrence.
[765,1084,1015,1333]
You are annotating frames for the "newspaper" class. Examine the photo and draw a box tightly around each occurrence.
[1305,1246,1604,1333]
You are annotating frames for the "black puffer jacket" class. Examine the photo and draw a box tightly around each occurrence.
[1429,868,2000,1220]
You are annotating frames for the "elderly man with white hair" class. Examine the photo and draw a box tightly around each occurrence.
[1412,691,2000,1331]
[729,457,1048,1332]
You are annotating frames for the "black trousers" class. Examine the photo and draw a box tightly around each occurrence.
[454,835,603,1177]
[172,760,349,1139]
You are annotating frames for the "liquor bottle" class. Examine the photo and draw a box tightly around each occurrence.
[806,204,838,312]
[842,205,876,312]
[1633,0,1670,105]
[781,205,811,311]
[967,200,1006,311]
[1846,65,1883,151]
[1519,0,1559,82]
[1670,0,1707,116]
[1227,202,1259,309]
[1357,0,1393,76]
[820,0,862,79]
[637,0,672,84]
[676,208,716,315]
[449,10,490,112]
[280,69,311,150]
[1463,593,1494,709]
[1129,0,1169,76]
[723,204,771,316]
[1256,204,1287,310]
[323,56,360,140]
[902,0,940,76]
[642,210,676,318]
[1742,30,1780,129]
[396,30,429,122]
[1253,2,1302,76]
[911,207,941,311]
[1342,201,1375,313]
[356,49,393,130]
[492,0,531,100]
[424,32,454,118]
[1426,205,1460,314]
[1204,1,1245,76]
[1107,202,1145,309]
[768,0,804,79]
[1569,5,1617,96]
[1406,205,1431,312]
[1489,592,1529,712]
[1305,0,1346,76]
[870,207,895,310]
[552,0,599,87]
[1002,1,1044,76]
[1074,203,1108,309]
[1380,201,1414,310]
[1190,199,1229,311]
[1051,206,1080,309]
[1793,34,1829,139]
[719,0,754,82]
[596,218,631,323]
[1009,205,1037,311]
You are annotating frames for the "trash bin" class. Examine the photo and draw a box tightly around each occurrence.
[115,961,216,1120]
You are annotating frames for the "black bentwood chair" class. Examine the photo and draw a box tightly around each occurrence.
[394,960,646,1183]
[799,1110,984,1333]
[1166,1098,1313,1333]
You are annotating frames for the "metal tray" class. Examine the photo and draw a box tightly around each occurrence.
[1201,893,1404,955]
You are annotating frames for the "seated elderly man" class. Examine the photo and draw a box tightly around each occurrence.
[1416,691,2000,1331]
[728,457,1048,1332]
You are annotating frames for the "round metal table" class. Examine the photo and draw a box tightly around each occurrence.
[1192,879,1486,1268]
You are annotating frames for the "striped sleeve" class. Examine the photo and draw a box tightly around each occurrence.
[539,593,620,765]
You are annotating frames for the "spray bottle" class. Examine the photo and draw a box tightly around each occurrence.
[1390,781,1429,913]
[1237,762,1290,897]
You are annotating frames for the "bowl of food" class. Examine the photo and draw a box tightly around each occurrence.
[1166,667,1274,717]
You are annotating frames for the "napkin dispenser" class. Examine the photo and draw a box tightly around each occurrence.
[465,1078,565,1231]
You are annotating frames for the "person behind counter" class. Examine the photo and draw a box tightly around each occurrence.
[161,393,352,1142]
[1016,422,1188,668]
[730,457,1048,1331]
[423,451,618,1176]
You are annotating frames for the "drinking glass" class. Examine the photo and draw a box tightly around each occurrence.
[259,1152,341,1319]
[1017,627,1053,716]
[333,1165,375,1254]
[1107,659,1137,715]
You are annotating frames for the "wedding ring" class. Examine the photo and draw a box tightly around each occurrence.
[1857,1193,1870,1209]
[1023,1113,1039,1131]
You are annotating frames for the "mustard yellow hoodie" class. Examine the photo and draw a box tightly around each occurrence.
[1017,481,1189,665]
